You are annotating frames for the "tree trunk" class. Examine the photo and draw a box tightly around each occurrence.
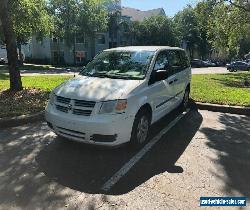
[73,34,76,65]
[17,39,24,66]
[0,0,22,91]
[90,33,96,59]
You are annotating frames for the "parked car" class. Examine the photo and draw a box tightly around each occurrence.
[0,45,25,64]
[226,61,250,72]
[204,60,216,67]
[45,46,191,147]
[191,59,209,68]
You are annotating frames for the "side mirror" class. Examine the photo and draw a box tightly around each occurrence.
[155,69,168,81]
[149,69,168,85]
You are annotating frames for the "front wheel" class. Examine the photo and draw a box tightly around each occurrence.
[130,110,150,148]
[180,87,190,112]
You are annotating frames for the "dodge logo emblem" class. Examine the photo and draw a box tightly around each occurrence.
[68,104,72,110]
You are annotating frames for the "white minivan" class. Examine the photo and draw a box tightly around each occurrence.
[45,46,191,147]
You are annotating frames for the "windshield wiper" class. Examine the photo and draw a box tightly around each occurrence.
[108,73,143,80]
[83,72,108,78]
[82,72,142,80]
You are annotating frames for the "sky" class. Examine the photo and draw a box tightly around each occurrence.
[122,0,199,17]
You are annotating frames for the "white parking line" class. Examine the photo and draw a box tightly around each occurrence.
[101,109,190,192]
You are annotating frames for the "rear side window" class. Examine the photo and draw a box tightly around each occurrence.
[179,51,190,68]
[168,50,182,68]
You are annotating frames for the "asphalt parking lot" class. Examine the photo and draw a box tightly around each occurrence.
[0,109,249,210]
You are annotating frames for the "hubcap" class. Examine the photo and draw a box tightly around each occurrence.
[136,116,149,143]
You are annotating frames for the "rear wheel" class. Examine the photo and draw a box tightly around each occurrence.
[130,109,150,148]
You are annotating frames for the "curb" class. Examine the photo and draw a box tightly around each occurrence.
[0,111,45,129]
[191,101,250,115]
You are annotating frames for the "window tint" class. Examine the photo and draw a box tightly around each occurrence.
[179,51,190,68]
[168,50,182,67]
[154,51,169,71]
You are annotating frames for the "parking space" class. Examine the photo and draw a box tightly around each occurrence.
[0,109,249,209]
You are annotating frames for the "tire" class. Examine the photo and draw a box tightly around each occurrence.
[180,87,190,112]
[130,109,150,148]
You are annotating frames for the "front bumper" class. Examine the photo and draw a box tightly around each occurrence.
[45,103,135,146]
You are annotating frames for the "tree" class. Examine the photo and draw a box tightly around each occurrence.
[0,0,22,91]
[132,16,178,46]
[222,0,250,12]
[0,0,52,91]
[174,6,202,59]
[207,1,250,59]
[108,10,121,48]
[10,0,52,63]
[49,0,109,62]
[195,1,214,58]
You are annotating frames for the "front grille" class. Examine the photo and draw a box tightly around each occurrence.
[56,105,68,113]
[75,99,96,108]
[55,95,95,116]
[56,96,71,104]
[72,109,92,116]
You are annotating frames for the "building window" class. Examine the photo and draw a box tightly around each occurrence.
[52,51,64,64]
[76,34,85,44]
[97,34,106,45]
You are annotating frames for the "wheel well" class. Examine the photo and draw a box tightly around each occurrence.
[137,103,152,123]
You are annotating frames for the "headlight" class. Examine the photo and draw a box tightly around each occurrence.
[49,92,56,105]
[99,100,127,114]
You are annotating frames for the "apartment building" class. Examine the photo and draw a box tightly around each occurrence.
[25,2,166,65]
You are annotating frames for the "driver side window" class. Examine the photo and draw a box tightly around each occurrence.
[154,51,169,71]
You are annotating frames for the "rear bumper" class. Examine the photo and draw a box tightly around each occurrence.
[45,103,135,146]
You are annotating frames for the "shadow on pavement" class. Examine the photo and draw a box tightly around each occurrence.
[0,123,70,209]
[200,113,250,198]
[36,108,203,195]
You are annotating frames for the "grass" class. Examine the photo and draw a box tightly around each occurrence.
[191,72,250,107]
[0,72,249,118]
[0,74,72,118]
[0,63,80,71]
[0,74,72,91]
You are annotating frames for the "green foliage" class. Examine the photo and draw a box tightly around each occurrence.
[174,0,250,59]
[174,6,202,58]
[206,1,250,59]
[10,0,52,44]
[131,16,178,46]
[49,0,109,46]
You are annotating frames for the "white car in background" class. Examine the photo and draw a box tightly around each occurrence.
[45,46,191,147]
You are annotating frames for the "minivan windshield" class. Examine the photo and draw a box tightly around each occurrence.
[80,50,155,80]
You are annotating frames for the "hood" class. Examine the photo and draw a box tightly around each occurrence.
[54,76,143,101]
